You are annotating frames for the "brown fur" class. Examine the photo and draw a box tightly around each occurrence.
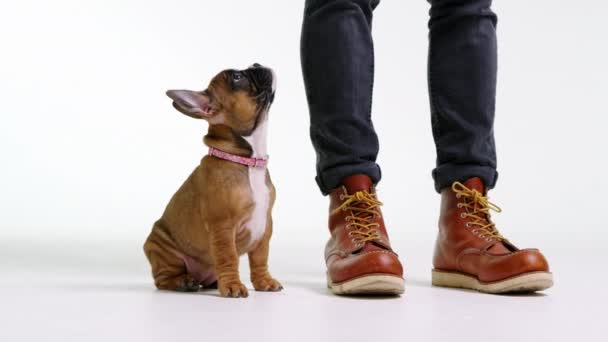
[144,68,281,297]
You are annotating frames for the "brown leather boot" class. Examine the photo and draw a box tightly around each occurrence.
[325,174,404,295]
[432,177,553,293]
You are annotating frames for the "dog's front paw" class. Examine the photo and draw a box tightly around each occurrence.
[252,276,283,292]
[218,280,249,298]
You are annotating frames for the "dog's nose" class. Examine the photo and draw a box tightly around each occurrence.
[252,63,262,68]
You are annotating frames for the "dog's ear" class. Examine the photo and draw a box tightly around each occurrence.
[166,89,218,119]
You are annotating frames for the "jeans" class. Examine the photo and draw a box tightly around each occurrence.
[301,0,499,194]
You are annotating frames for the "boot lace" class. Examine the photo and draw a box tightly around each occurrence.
[333,190,383,243]
[452,182,505,241]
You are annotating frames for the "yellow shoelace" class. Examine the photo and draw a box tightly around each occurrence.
[452,182,505,241]
[333,190,383,243]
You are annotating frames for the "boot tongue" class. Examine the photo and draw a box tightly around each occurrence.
[461,178,513,254]
[487,242,512,254]
[357,243,387,253]
[340,174,389,251]
[341,174,373,194]
[462,177,486,194]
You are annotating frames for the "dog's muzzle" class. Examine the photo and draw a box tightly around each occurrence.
[246,65,274,94]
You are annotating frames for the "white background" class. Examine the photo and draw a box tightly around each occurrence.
[1,1,607,341]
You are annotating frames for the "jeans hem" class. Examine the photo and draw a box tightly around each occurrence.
[316,162,381,195]
[432,163,498,193]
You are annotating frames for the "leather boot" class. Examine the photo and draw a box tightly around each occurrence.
[325,174,404,295]
[432,177,553,293]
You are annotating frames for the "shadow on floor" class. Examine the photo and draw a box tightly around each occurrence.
[430,284,548,297]
[283,277,425,300]
[53,282,154,293]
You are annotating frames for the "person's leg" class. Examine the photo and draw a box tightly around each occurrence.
[301,0,381,195]
[301,0,404,295]
[428,0,553,293]
[427,0,498,193]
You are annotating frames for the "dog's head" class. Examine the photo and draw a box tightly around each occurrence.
[166,63,275,136]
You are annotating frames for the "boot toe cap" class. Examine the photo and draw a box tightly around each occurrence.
[327,250,404,284]
[480,248,550,283]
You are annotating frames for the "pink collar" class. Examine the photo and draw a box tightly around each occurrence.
[208,147,268,168]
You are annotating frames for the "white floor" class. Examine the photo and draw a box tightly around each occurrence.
[1,235,605,342]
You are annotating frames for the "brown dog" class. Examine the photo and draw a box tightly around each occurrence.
[144,64,281,297]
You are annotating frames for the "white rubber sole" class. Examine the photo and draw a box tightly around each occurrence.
[432,269,553,294]
[327,273,405,295]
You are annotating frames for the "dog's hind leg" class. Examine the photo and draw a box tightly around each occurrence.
[143,222,200,292]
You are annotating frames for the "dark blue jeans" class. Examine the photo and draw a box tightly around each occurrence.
[301,0,499,194]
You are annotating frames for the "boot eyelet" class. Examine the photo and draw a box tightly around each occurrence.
[465,223,471,228]
[339,194,345,200]
[342,207,347,211]
[345,216,350,222]
[472,229,478,234]
[348,231,354,237]
[456,194,461,198]
[479,234,485,239]
[460,213,466,218]
[486,238,493,242]
[457,203,463,208]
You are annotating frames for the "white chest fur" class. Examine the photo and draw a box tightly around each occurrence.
[243,117,270,246]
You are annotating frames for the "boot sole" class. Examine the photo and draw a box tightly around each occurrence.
[432,269,553,294]
[327,273,405,295]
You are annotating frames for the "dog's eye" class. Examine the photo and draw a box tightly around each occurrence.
[232,72,243,82]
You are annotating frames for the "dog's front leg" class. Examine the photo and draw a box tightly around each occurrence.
[209,226,248,298]
[248,219,283,292]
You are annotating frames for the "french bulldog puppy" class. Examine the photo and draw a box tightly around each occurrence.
[144,64,281,298]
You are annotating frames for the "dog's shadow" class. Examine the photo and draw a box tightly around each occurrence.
[56,282,228,297]
[54,282,156,293]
